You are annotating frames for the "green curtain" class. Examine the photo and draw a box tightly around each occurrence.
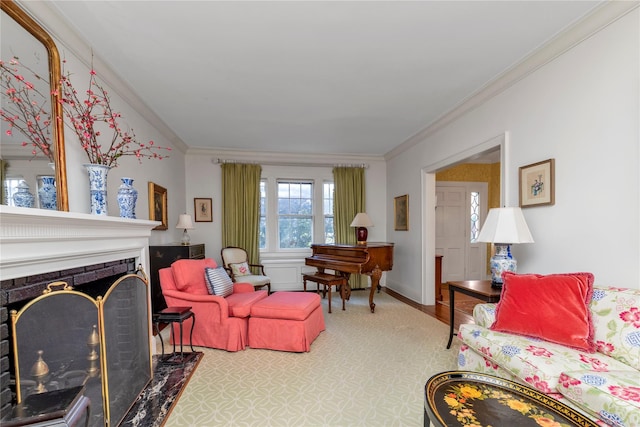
[221,163,262,265]
[332,166,365,288]
[0,159,5,205]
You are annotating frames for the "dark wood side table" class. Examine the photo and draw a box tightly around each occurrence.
[424,371,598,427]
[446,280,501,349]
[153,306,195,362]
[435,255,443,302]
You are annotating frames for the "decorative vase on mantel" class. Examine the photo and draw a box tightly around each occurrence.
[84,164,111,216]
[117,177,138,219]
[38,176,57,210]
[13,180,35,208]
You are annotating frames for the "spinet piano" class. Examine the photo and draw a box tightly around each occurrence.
[305,242,394,313]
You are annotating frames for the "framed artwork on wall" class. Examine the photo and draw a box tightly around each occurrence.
[194,198,213,222]
[148,182,167,230]
[394,194,409,231]
[519,158,555,207]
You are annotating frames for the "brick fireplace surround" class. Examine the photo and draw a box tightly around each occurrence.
[0,205,158,419]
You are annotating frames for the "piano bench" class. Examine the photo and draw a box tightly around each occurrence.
[302,272,349,313]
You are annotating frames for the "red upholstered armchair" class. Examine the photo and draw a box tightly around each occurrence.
[158,258,268,352]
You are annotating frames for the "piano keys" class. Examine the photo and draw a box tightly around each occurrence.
[305,242,394,313]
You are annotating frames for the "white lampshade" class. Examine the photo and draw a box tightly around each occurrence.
[176,214,194,245]
[477,207,534,244]
[176,214,194,230]
[350,213,374,228]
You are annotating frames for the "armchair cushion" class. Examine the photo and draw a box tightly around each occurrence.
[490,272,595,352]
[204,267,234,297]
[229,261,251,277]
[171,258,217,295]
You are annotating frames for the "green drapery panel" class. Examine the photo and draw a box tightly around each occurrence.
[332,166,365,289]
[221,163,262,265]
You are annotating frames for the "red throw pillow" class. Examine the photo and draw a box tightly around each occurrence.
[490,272,596,352]
[171,258,217,295]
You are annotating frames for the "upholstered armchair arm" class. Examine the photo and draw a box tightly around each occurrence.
[473,303,498,328]
[161,289,230,323]
[248,263,266,275]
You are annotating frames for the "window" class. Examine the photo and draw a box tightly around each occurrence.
[277,181,313,249]
[470,191,480,242]
[259,166,334,253]
[323,182,334,243]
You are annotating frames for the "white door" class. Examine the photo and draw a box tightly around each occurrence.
[436,182,488,282]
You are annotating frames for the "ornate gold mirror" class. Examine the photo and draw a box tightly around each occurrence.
[1,0,68,210]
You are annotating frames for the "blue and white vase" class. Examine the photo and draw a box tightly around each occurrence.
[84,163,111,216]
[38,176,57,210]
[13,180,35,208]
[117,177,138,219]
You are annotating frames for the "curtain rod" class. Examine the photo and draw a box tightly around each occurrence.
[214,158,368,168]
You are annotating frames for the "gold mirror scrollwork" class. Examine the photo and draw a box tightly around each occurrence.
[1,0,68,210]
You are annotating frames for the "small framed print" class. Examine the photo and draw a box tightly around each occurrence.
[394,194,409,231]
[519,158,555,208]
[194,198,213,222]
[148,182,168,230]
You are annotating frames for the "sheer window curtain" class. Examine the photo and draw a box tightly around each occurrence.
[221,163,262,266]
[333,166,365,289]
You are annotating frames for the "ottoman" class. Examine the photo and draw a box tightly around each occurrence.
[248,292,325,352]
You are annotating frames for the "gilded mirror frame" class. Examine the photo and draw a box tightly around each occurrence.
[1,0,68,210]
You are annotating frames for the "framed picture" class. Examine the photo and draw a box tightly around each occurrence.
[394,194,409,231]
[519,158,555,207]
[194,198,213,222]
[148,182,167,230]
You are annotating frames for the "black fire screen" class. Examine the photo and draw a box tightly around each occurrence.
[10,273,152,427]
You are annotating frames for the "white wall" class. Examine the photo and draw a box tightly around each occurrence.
[184,150,387,290]
[386,7,640,303]
[17,1,187,246]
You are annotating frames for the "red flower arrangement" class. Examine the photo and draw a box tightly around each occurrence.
[57,59,171,167]
[0,57,55,161]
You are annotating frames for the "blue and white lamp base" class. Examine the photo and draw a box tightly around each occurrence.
[489,244,517,287]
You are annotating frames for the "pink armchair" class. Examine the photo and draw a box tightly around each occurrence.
[158,258,268,352]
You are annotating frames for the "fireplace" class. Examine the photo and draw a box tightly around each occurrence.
[0,205,159,422]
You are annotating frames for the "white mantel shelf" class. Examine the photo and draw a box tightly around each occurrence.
[0,205,160,281]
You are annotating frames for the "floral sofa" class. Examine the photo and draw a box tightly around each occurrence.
[457,275,639,427]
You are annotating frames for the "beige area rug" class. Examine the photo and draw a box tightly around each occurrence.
[163,291,460,427]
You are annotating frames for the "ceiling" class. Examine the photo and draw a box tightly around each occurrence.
[47,1,602,158]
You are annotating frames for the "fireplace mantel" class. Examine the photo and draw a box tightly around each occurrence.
[0,205,159,281]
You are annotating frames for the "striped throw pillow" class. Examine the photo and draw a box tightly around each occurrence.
[204,267,233,297]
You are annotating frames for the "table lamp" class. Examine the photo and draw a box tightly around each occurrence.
[176,214,195,245]
[476,207,534,287]
[350,212,373,245]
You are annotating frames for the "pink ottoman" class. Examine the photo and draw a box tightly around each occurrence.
[248,292,325,352]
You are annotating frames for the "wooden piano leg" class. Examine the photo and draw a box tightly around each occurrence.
[368,266,383,313]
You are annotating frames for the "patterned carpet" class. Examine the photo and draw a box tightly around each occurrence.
[162,290,460,427]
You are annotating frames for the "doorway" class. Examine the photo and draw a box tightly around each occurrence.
[421,133,506,306]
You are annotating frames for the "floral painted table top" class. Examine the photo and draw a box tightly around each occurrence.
[425,371,599,427]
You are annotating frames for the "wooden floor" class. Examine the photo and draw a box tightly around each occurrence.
[383,285,482,333]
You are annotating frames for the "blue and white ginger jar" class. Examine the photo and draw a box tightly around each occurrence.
[117,177,138,219]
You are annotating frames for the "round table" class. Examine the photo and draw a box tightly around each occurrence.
[424,371,599,427]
